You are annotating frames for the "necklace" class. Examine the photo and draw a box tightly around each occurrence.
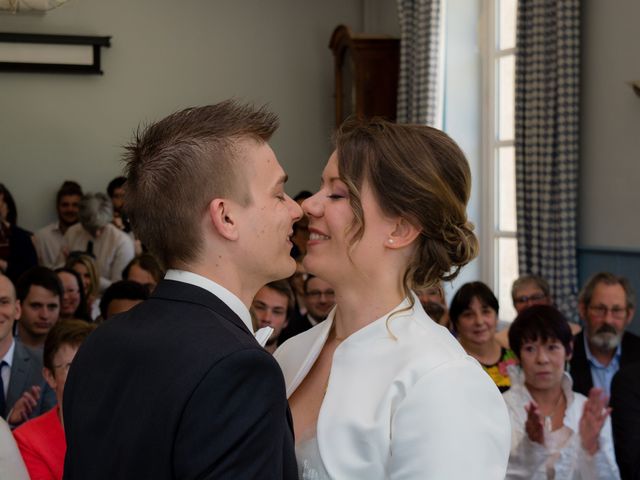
[541,393,565,432]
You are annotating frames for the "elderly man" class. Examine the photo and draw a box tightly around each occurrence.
[62,100,300,479]
[570,272,640,397]
[58,193,135,290]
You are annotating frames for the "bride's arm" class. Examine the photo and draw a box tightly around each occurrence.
[388,357,511,480]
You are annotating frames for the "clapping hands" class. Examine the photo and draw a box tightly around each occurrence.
[579,387,610,456]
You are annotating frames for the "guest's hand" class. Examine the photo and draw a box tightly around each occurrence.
[8,385,42,426]
[579,387,610,455]
[525,401,545,445]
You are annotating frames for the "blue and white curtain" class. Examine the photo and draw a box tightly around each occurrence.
[396,0,443,127]
[515,0,581,319]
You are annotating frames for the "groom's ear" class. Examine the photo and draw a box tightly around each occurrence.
[209,198,239,241]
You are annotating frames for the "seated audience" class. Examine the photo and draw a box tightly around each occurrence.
[504,305,620,479]
[15,267,62,350]
[98,280,149,321]
[0,184,38,284]
[33,181,83,268]
[122,253,164,293]
[279,275,335,344]
[58,193,135,290]
[571,272,640,398]
[13,319,96,480]
[450,281,517,392]
[65,253,101,320]
[1,272,56,427]
[55,268,90,321]
[251,280,294,354]
[610,361,640,480]
[0,418,29,479]
[415,281,450,328]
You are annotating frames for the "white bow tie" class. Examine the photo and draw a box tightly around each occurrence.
[254,326,274,347]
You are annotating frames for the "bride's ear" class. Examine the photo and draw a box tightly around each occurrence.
[385,218,421,249]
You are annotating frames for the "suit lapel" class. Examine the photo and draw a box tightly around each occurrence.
[6,341,32,408]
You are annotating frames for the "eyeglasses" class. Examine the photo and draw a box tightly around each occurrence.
[588,305,628,320]
[514,293,547,305]
[306,290,335,300]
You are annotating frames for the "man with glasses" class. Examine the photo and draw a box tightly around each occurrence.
[279,275,335,344]
[571,272,640,397]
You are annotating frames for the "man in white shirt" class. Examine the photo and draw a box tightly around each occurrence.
[33,181,83,268]
[63,100,301,480]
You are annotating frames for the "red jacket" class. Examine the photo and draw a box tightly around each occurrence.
[13,407,65,480]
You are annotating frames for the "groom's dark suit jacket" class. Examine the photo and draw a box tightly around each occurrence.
[63,279,298,479]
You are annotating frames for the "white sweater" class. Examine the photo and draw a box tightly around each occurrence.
[275,296,511,479]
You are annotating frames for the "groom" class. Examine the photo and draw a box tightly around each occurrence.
[63,101,302,479]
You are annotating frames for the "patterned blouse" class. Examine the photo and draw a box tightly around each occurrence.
[481,347,518,392]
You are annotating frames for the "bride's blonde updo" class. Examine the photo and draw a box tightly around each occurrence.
[334,117,478,295]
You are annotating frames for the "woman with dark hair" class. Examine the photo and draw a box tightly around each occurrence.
[0,184,37,283]
[450,281,517,392]
[55,268,90,321]
[275,118,510,478]
[504,305,619,479]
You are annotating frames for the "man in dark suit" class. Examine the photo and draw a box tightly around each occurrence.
[63,101,302,479]
[570,272,640,398]
[0,274,56,427]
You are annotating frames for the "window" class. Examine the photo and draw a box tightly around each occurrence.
[483,0,518,321]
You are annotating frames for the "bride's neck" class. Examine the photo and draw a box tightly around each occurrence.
[332,277,407,339]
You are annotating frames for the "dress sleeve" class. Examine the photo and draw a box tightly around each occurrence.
[505,422,548,478]
[575,416,621,480]
[388,357,511,480]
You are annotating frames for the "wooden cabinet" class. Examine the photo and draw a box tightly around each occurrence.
[329,25,400,126]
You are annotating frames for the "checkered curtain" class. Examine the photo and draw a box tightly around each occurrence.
[515,0,580,320]
[396,0,442,126]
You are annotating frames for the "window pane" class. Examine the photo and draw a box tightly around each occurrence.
[498,0,517,50]
[498,55,515,140]
[497,237,519,322]
[498,146,516,231]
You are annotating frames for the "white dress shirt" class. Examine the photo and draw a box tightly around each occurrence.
[275,295,511,479]
[60,223,135,290]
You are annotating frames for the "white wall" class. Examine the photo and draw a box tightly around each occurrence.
[580,0,640,249]
[0,0,364,231]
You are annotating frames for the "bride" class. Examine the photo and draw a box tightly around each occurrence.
[275,117,511,479]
